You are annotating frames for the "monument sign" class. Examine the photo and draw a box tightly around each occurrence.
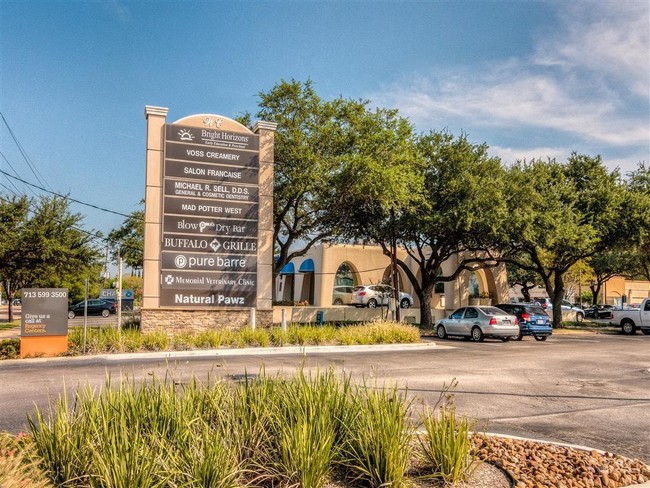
[161,123,260,307]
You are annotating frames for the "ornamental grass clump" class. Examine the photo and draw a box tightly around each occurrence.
[259,369,350,488]
[419,403,478,483]
[0,432,51,488]
[342,383,414,487]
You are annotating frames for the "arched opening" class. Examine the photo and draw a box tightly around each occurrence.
[332,262,357,305]
[298,259,315,304]
[279,262,295,302]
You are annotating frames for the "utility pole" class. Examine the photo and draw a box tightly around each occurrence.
[390,208,401,323]
[117,252,123,330]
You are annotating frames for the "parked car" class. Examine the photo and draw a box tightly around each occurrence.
[332,286,354,305]
[494,303,552,341]
[351,285,414,309]
[584,304,614,320]
[68,299,116,319]
[435,306,519,342]
[610,298,650,335]
[534,298,585,322]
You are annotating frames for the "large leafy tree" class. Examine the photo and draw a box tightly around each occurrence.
[344,131,507,327]
[0,194,100,321]
[502,154,637,326]
[108,204,144,272]
[625,163,650,281]
[506,261,542,302]
[247,79,421,296]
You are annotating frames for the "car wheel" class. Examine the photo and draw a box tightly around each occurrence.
[436,325,447,339]
[534,335,548,341]
[101,309,110,318]
[471,326,484,342]
[576,312,584,322]
[68,310,75,319]
[621,320,636,335]
[400,298,410,309]
[367,299,377,308]
[333,298,343,305]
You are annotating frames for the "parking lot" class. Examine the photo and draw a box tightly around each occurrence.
[0,330,648,462]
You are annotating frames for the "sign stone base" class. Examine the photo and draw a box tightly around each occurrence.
[140,309,272,334]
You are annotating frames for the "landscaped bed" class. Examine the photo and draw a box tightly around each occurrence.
[1,368,648,488]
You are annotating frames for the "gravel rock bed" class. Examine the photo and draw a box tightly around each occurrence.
[472,434,650,488]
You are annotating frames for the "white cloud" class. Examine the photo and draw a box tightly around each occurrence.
[535,1,649,98]
[369,1,649,155]
[488,145,568,166]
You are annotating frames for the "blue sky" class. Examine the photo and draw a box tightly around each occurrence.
[1,0,648,240]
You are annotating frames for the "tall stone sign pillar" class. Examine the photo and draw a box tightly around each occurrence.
[141,106,276,332]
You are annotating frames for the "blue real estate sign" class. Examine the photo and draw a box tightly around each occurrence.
[161,124,259,308]
[20,288,68,337]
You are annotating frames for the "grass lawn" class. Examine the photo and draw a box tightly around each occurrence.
[0,320,20,331]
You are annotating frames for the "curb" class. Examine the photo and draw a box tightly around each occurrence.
[0,341,449,366]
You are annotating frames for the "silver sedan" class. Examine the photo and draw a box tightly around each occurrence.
[435,306,519,342]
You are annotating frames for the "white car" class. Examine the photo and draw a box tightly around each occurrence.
[534,298,585,322]
[351,285,414,309]
[332,286,354,305]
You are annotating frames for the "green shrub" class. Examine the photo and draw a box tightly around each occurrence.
[0,339,19,360]
[0,432,51,488]
[342,383,413,487]
[141,331,169,351]
[418,404,478,483]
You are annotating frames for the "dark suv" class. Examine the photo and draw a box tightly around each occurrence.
[68,299,116,319]
[494,303,553,341]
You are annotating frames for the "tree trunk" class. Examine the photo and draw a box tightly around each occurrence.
[550,273,565,328]
[521,284,532,302]
[590,284,601,305]
[417,282,436,328]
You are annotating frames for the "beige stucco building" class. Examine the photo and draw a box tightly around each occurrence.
[276,244,508,321]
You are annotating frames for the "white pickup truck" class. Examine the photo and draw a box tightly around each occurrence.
[610,298,650,335]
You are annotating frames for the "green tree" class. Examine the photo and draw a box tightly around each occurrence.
[506,261,541,302]
[503,154,635,326]
[246,79,421,298]
[0,194,100,321]
[587,250,638,304]
[625,163,650,281]
[108,203,144,271]
[344,131,507,327]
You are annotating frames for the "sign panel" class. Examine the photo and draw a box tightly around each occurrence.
[165,142,258,168]
[21,288,68,336]
[163,196,258,220]
[161,251,257,273]
[99,289,134,299]
[163,215,256,238]
[161,123,260,308]
[164,161,258,185]
[166,124,259,151]
[163,179,258,202]
[162,235,257,254]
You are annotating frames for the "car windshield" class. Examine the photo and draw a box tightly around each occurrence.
[480,307,507,315]
[352,286,364,292]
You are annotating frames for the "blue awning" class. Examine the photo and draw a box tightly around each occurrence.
[299,259,315,273]
[280,262,295,275]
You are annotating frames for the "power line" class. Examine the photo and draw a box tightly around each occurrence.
[0,151,35,196]
[0,167,130,218]
[0,111,52,191]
